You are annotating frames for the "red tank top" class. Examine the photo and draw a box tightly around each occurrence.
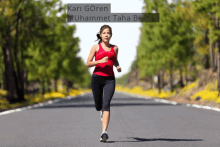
[93,43,116,76]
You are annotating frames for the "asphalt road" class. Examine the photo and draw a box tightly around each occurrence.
[0,91,220,147]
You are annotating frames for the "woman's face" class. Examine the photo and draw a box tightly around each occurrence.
[100,28,112,43]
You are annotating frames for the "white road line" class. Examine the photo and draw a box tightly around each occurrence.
[212,107,220,111]
[116,91,220,112]
[15,108,22,112]
[186,104,191,107]
[27,106,32,109]
[201,106,212,110]
[171,101,177,105]
[47,100,53,104]
[192,104,202,108]
[0,92,89,116]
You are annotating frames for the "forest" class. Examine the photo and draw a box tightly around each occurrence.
[0,0,91,107]
[116,0,220,107]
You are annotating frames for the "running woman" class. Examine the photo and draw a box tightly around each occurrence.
[86,25,122,142]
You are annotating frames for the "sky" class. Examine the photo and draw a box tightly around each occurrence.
[61,0,171,78]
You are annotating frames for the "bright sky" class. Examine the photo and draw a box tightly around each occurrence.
[61,0,171,78]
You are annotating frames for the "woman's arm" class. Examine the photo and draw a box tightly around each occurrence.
[114,46,121,72]
[86,45,101,67]
[114,59,119,67]
[114,46,120,67]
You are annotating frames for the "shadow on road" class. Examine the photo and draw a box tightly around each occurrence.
[29,94,182,110]
[31,102,177,110]
[103,137,204,143]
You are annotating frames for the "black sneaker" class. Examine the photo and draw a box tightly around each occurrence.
[100,131,109,142]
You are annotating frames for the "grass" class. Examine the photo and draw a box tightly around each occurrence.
[116,85,176,99]
[190,81,220,103]
[178,80,199,96]
[116,79,220,104]
[0,88,92,112]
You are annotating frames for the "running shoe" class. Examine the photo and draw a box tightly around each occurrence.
[100,131,109,142]
[100,110,103,121]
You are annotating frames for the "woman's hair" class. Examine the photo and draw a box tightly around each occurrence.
[95,25,112,44]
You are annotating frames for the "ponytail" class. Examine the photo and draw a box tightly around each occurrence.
[95,32,102,44]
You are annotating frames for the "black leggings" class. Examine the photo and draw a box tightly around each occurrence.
[91,74,115,111]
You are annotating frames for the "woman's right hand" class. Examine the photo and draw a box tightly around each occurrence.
[99,56,108,63]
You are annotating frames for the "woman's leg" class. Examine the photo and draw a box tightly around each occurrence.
[102,111,110,131]
[100,110,109,131]
[102,76,115,131]
[91,74,104,111]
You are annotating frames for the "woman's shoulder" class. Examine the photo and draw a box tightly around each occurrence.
[110,44,118,49]
[92,44,99,48]
[110,44,118,53]
[92,44,99,52]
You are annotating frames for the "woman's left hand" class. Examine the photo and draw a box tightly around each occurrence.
[117,66,121,72]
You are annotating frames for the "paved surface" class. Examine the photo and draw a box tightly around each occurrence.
[0,91,220,147]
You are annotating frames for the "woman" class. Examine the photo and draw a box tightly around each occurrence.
[86,24,121,142]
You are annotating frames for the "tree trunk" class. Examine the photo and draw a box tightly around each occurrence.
[3,23,18,103]
[136,63,138,86]
[214,51,218,70]
[204,54,210,69]
[185,63,188,86]
[160,69,164,89]
[179,65,184,88]
[54,79,57,92]
[69,81,73,89]
[13,70,24,102]
[42,77,45,95]
[157,71,161,93]
[14,7,25,102]
[193,61,197,80]
[24,70,28,95]
[150,76,153,89]
[3,50,7,90]
[215,2,220,96]
[0,67,3,89]
[204,29,210,69]
[66,80,73,93]
[170,61,174,92]
[210,40,216,72]
[46,78,51,92]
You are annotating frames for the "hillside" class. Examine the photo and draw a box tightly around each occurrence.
[118,68,220,109]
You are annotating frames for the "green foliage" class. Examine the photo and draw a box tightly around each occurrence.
[0,0,91,95]
[137,0,194,82]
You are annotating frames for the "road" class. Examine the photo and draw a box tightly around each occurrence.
[0,91,220,147]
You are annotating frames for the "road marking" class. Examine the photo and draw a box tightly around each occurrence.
[15,108,22,112]
[0,92,89,116]
[186,104,191,107]
[116,91,220,112]
[212,107,220,111]
[170,101,177,105]
[192,104,202,108]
